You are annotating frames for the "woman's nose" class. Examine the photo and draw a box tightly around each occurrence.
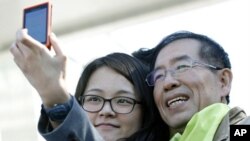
[98,101,115,117]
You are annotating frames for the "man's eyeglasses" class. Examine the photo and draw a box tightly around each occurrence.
[145,60,223,86]
[80,95,142,114]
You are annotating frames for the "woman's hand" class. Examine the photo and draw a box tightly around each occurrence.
[10,29,70,107]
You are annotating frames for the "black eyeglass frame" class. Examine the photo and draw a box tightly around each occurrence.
[79,95,142,114]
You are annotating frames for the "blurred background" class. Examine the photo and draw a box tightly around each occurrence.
[0,0,249,140]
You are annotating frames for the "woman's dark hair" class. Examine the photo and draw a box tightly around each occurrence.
[75,52,169,141]
[133,31,231,104]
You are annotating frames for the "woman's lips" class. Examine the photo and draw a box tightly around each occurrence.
[95,123,120,130]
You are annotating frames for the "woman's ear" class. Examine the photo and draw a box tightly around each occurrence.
[218,68,233,98]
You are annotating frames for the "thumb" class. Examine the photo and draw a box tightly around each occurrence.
[50,33,64,56]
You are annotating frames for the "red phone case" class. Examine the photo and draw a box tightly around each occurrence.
[23,1,52,49]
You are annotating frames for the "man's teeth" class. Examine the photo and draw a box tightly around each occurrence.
[168,96,187,107]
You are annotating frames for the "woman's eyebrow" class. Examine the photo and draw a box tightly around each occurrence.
[84,88,102,94]
[116,90,134,95]
[85,89,135,97]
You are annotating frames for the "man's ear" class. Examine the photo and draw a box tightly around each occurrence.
[218,68,233,97]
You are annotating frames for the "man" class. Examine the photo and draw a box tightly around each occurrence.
[133,31,250,141]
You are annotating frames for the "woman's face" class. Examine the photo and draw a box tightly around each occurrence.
[83,66,143,141]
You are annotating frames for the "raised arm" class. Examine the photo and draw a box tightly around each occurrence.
[10,29,104,141]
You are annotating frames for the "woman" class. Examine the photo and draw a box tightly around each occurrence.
[74,53,158,141]
[10,29,168,141]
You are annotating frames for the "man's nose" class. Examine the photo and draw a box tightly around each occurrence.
[162,72,180,91]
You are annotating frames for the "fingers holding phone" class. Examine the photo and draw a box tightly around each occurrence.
[11,29,68,105]
[50,33,64,56]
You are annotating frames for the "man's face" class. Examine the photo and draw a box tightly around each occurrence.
[153,39,227,131]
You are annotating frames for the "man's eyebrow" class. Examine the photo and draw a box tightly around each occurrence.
[171,55,192,63]
[154,55,192,70]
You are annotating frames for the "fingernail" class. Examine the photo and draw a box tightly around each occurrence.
[23,28,28,33]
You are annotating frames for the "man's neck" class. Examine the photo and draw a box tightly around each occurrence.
[170,127,185,138]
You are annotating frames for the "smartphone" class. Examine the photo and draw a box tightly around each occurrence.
[23,2,52,49]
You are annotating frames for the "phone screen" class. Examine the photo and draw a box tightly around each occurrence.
[23,3,49,45]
